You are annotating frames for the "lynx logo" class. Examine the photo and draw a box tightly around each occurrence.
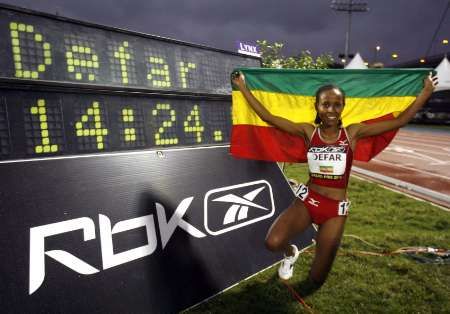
[236,41,260,57]
[28,197,205,295]
[204,180,275,236]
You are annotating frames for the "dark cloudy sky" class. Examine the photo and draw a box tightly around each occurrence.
[2,0,450,66]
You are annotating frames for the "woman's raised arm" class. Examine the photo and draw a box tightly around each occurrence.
[231,72,313,138]
[348,74,438,140]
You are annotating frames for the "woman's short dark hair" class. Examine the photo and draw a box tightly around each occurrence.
[314,84,346,125]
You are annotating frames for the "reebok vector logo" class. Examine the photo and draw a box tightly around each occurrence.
[216,186,268,225]
[204,180,275,236]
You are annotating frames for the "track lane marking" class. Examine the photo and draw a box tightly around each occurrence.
[380,151,450,165]
[396,133,450,140]
[370,158,450,181]
[394,137,450,146]
[394,137,450,145]
[391,139,450,152]
[384,145,448,165]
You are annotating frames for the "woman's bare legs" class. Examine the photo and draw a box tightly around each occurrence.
[265,198,312,256]
[309,216,346,283]
[266,198,347,295]
[294,216,347,296]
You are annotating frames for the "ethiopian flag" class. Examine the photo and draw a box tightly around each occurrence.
[231,68,430,162]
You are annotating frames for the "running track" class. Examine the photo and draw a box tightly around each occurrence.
[353,127,450,207]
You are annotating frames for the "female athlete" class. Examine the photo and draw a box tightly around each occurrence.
[231,72,438,293]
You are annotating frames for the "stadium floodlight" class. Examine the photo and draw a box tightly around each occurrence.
[331,0,369,63]
[425,1,449,57]
[374,45,381,63]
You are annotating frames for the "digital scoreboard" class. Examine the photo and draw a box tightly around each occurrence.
[0,90,234,159]
[0,5,258,92]
[0,4,259,161]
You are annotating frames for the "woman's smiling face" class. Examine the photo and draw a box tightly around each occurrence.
[315,88,345,127]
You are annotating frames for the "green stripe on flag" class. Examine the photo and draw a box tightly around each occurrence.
[232,68,432,97]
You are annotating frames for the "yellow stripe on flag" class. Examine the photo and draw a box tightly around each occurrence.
[232,90,415,127]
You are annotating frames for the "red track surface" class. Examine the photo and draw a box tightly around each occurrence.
[353,128,450,206]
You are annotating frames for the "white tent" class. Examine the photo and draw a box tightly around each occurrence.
[435,56,450,91]
[345,52,368,69]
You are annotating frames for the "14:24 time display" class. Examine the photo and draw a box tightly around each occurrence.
[0,90,231,161]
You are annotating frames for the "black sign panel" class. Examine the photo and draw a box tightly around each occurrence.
[0,89,232,160]
[0,5,259,94]
[0,147,315,313]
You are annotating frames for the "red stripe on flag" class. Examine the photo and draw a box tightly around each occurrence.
[230,125,308,162]
[354,114,398,162]
[231,114,398,163]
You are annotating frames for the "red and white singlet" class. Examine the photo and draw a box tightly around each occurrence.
[307,128,353,189]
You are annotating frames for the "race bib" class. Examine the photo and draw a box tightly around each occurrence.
[338,200,351,216]
[307,146,347,177]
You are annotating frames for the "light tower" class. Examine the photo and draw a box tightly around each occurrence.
[331,0,369,63]
[425,0,449,58]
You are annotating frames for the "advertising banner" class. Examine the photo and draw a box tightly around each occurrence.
[0,147,314,312]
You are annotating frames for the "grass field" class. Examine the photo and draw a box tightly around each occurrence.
[185,164,450,313]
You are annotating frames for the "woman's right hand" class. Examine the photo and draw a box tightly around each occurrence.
[231,71,246,90]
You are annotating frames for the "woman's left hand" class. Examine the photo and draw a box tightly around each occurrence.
[423,72,439,94]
